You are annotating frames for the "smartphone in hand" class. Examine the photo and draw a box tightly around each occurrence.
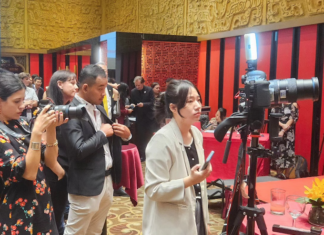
[199,151,214,171]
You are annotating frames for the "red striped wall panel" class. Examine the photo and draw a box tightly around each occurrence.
[82,56,91,68]
[295,25,317,166]
[257,31,272,121]
[222,37,236,115]
[198,41,207,106]
[209,39,220,118]
[277,28,293,79]
[59,54,65,70]
[257,31,272,80]
[239,36,246,90]
[30,54,39,76]
[69,55,77,75]
[43,54,52,87]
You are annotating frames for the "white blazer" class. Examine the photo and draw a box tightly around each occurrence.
[142,118,209,235]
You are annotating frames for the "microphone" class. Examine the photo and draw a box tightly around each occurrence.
[202,122,213,130]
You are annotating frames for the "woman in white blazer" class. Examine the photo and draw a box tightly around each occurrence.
[143,80,212,235]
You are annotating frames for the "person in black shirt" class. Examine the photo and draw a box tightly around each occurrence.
[45,70,78,235]
[130,76,155,162]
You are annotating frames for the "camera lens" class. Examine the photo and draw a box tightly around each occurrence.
[296,77,319,101]
[269,77,319,105]
[53,104,86,119]
[67,105,86,119]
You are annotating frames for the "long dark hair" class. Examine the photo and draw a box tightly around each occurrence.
[0,69,25,101]
[218,107,227,121]
[117,82,129,102]
[155,80,201,124]
[47,70,76,105]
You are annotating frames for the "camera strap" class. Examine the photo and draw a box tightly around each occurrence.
[0,122,29,139]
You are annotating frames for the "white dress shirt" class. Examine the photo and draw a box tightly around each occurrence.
[75,94,112,170]
[105,87,112,119]
[25,87,39,119]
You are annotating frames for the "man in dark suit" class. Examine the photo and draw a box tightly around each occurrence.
[130,76,155,162]
[34,76,44,101]
[61,65,131,235]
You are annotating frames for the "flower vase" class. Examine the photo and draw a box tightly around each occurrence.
[308,207,324,227]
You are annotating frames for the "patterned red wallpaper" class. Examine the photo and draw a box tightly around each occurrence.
[142,41,200,91]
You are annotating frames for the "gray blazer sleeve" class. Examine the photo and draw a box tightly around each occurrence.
[144,133,185,203]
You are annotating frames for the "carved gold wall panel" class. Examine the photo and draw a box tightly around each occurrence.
[187,0,263,35]
[27,0,102,49]
[1,0,102,50]
[1,0,25,49]
[267,0,324,23]
[103,0,137,33]
[138,0,185,35]
[2,0,324,50]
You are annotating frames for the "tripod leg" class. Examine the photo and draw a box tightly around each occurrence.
[255,213,268,235]
[229,212,245,235]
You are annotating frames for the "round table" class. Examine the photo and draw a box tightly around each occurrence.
[114,143,144,206]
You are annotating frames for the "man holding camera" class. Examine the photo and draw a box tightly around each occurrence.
[61,65,131,235]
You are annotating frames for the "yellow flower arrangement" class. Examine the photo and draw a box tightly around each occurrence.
[304,177,324,207]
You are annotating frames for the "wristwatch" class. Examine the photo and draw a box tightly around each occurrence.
[31,142,41,151]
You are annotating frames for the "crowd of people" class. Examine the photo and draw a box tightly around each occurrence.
[0,63,299,235]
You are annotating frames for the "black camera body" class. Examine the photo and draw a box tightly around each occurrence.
[237,63,319,140]
[37,99,86,120]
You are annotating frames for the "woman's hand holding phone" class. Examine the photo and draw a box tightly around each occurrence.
[184,163,212,188]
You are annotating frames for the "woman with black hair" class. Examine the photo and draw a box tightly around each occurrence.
[151,82,160,99]
[44,70,77,235]
[143,80,212,235]
[47,71,77,106]
[117,82,133,125]
[205,107,227,130]
[0,69,67,234]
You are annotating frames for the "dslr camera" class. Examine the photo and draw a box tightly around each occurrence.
[36,99,86,120]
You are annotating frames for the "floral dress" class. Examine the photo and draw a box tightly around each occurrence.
[0,118,58,235]
[271,103,299,169]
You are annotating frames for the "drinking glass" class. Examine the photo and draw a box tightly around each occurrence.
[285,195,306,227]
[270,188,286,215]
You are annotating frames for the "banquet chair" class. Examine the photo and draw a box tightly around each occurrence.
[206,178,231,217]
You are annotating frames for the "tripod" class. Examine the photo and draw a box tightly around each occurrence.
[222,129,271,235]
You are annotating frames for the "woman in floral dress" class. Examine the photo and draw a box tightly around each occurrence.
[0,69,67,235]
[271,102,299,169]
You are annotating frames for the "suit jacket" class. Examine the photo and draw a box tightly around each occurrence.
[130,86,154,124]
[142,118,209,235]
[36,87,44,101]
[60,97,122,196]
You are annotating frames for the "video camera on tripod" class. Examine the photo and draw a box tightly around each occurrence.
[215,33,320,235]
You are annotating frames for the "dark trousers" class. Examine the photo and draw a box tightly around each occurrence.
[48,175,68,235]
[136,122,153,161]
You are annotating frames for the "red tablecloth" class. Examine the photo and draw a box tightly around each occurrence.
[203,131,270,182]
[256,176,324,203]
[113,143,144,206]
[241,203,323,234]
